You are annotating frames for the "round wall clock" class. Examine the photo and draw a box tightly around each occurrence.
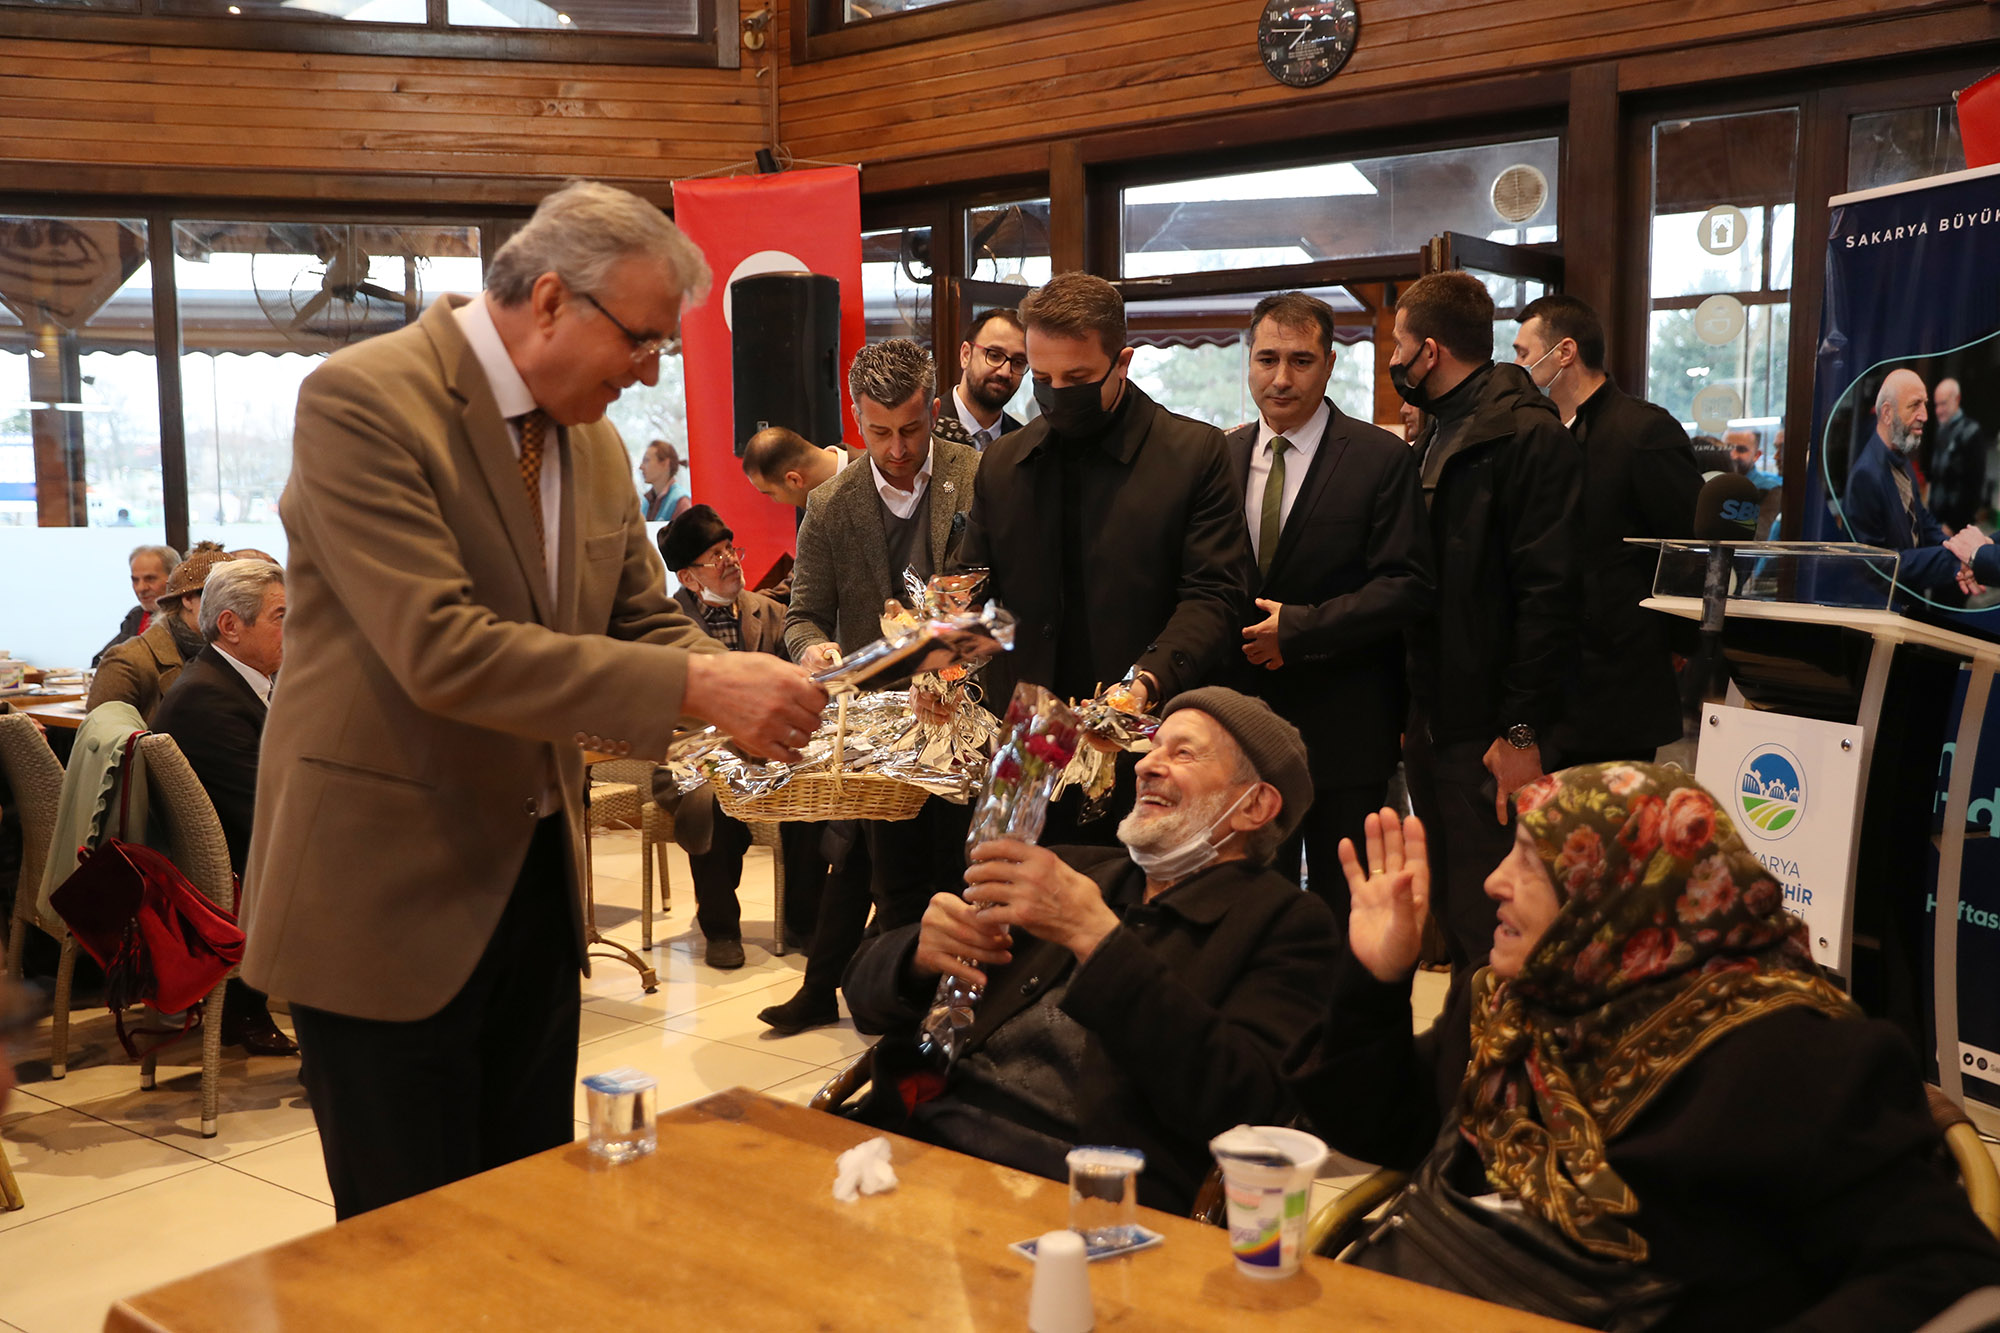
[1258,0,1360,89]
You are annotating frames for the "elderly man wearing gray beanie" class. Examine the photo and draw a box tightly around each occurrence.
[842,685,1340,1214]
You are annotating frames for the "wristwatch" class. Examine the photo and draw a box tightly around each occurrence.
[1504,722,1537,751]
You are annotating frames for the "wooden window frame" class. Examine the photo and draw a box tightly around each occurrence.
[0,192,527,552]
[0,0,737,67]
[791,0,1108,64]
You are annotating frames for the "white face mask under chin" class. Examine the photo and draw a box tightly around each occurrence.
[696,584,735,607]
[1124,784,1259,883]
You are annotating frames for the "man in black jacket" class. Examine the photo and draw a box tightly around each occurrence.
[151,557,296,1057]
[843,688,1338,1214]
[961,272,1254,844]
[1226,291,1433,912]
[1391,272,1582,970]
[1512,294,1701,766]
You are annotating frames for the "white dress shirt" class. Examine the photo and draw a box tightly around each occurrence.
[953,385,1003,452]
[870,448,933,520]
[214,643,275,707]
[455,294,560,599]
[1245,398,1331,567]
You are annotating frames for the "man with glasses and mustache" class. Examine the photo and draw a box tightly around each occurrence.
[936,309,1028,451]
[242,181,826,1219]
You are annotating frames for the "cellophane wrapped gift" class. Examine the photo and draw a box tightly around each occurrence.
[1054,670,1161,824]
[916,684,1080,1070]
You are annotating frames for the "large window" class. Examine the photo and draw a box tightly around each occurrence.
[1122,139,1561,277]
[1848,103,1966,193]
[862,225,934,348]
[1644,109,1798,471]
[1126,289,1376,430]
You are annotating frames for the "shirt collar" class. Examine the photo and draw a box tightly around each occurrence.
[869,448,933,508]
[213,642,275,706]
[454,293,538,427]
[953,385,999,443]
[1256,397,1331,457]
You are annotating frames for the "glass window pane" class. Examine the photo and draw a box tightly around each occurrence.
[965,199,1050,285]
[1646,109,1797,457]
[0,215,164,671]
[1126,287,1377,427]
[172,221,484,554]
[1848,104,1966,193]
[862,226,934,347]
[448,0,701,34]
[1122,138,1561,277]
[846,0,955,17]
[157,0,423,20]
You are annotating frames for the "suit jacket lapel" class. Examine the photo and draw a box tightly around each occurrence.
[555,423,584,633]
[1226,423,1254,494]
[838,466,893,606]
[434,298,555,627]
[1268,401,1351,582]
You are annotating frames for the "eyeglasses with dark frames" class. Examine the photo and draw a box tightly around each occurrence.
[972,343,1029,375]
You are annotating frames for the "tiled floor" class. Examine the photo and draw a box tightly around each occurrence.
[0,832,1438,1332]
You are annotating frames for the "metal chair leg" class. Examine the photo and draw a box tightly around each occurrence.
[639,804,655,952]
[201,981,226,1137]
[770,825,788,959]
[584,816,658,993]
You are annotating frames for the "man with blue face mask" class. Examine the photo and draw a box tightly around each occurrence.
[841,686,1339,1214]
[1512,293,1701,768]
[959,273,1255,845]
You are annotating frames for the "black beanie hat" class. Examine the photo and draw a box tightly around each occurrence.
[658,503,733,573]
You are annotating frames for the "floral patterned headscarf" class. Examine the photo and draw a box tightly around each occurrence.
[1460,762,1856,1262]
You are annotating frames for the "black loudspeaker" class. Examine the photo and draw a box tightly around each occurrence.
[730,271,842,458]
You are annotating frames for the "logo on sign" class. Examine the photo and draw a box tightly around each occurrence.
[1737,744,1806,838]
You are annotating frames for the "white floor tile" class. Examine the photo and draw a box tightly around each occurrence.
[64,1060,315,1164]
[222,1131,333,1207]
[0,1164,330,1333]
[572,1024,824,1117]
[580,947,798,1025]
[0,1104,209,1235]
[662,984,873,1068]
[760,1066,844,1108]
[1,1088,59,1129]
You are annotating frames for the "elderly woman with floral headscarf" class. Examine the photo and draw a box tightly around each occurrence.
[1292,762,2000,1332]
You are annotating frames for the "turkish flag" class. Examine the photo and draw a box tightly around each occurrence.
[673,166,864,580]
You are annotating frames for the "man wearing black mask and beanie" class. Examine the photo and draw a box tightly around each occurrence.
[961,272,1254,844]
[1392,271,1582,972]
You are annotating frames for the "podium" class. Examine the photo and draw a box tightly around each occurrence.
[1639,539,2000,1122]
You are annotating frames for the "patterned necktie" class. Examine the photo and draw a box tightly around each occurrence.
[1258,436,1292,580]
[1891,454,1917,544]
[518,409,549,560]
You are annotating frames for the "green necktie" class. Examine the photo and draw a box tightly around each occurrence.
[1258,436,1291,579]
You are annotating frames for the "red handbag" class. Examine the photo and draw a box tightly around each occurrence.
[48,731,246,1057]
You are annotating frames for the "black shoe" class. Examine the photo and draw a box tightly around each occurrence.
[223,1008,301,1058]
[705,936,746,970]
[757,989,839,1035]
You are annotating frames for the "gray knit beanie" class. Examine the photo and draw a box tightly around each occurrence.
[1159,686,1313,844]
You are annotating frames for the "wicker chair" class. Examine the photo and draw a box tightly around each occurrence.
[135,733,239,1137]
[746,819,789,958]
[582,760,663,991]
[1,713,77,1078]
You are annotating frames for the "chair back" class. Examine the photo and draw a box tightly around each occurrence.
[0,713,65,936]
[135,734,235,914]
[591,759,658,789]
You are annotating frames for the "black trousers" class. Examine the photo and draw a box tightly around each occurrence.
[778,821,831,941]
[1403,723,1509,973]
[686,806,754,941]
[862,795,974,933]
[1274,779,1388,931]
[799,823,876,1001]
[291,816,580,1221]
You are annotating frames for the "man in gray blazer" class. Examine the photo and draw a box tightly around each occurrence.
[779,340,979,1028]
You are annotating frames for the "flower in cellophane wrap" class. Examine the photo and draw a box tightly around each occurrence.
[916,683,1080,1070]
[1054,669,1162,824]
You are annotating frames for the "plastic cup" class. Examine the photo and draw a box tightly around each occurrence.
[582,1067,657,1163]
[1065,1146,1143,1248]
[1027,1228,1095,1333]
[1209,1125,1328,1279]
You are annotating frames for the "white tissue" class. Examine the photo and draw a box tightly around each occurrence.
[832,1135,898,1202]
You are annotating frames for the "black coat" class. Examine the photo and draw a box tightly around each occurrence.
[93,604,147,669]
[1224,402,1434,786]
[1552,378,1703,763]
[960,382,1254,707]
[1930,411,1989,531]
[843,848,1339,1213]
[1291,958,2000,1333]
[1409,361,1583,747]
[151,643,266,876]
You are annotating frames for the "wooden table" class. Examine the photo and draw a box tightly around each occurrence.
[104,1090,1582,1333]
[12,699,86,730]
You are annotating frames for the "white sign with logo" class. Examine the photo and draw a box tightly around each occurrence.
[1694,704,1866,974]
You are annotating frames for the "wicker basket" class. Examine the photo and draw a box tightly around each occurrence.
[710,696,929,823]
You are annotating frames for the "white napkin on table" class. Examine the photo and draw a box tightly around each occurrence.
[833,1136,898,1202]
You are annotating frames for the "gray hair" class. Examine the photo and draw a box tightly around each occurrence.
[199,559,284,643]
[130,544,180,574]
[485,180,712,312]
[848,338,934,414]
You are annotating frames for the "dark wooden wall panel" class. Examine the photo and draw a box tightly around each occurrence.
[779,0,1980,172]
[0,16,773,201]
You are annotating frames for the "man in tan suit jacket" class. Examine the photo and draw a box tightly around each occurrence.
[242,182,825,1219]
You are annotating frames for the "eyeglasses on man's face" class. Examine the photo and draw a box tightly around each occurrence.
[973,343,1029,375]
[579,290,681,363]
[692,545,746,572]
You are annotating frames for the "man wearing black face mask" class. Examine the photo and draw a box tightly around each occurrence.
[1391,272,1582,973]
[959,273,1256,844]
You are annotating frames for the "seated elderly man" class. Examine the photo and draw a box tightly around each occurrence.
[842,686,1340,1213]
[93,543,180,667]
[86,540,233,724]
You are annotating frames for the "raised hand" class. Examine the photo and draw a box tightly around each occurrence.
[1341,809,1431,984]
